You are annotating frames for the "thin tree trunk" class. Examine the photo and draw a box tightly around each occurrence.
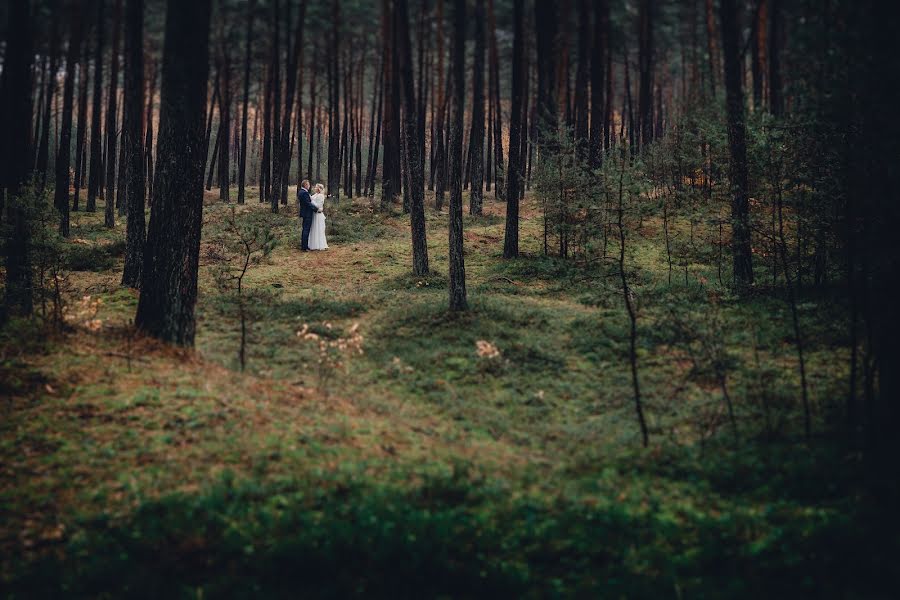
[327,0,342,198]
[121,0,145,288]
[104,0,122,228]
[73,43,90,211]
[504,0,525,259]
[574,0,590,155]
[36,4,60,187]
[448,0,468,311]
[487,0,504,199]
[87,0,105,211]
[54,5,84,237]
[238,0,255,203]
[145,59,156,204]
[590,0,608,165]
[768,0,782,116]
[637,0,654,149]
[468,0,486,215]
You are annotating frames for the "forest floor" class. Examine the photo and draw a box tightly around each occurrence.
[2,186,894,596]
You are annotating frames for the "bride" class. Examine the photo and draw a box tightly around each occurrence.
[308,184,328,250]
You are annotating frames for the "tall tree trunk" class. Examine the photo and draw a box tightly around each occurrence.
[73,43,90,211]
[367,62,384,197]
[268,0,281,210]
[1,0,35,318]
[503,0,525,259]
[534,0,558,150]
[719,0,754,286]
[381,0,402,208]
[278,0,306,205]
[395,0,429,275]
[327,0,342,198]
[135,0,212,345]
[54,5,84,237]
[704,0,719,96]
[237,0,256,204]
[145,59,156,204]
[751,0,765,110]
[218,50,231,202]
[87,0,105,211]
[121,0,145,288]
[589,0,608,166]
[573,0,590,155]
[468,0,486,215]
[768,0,782,116]
[487,0,504,199]
[637,0,654,149]
[104,0,122,228]
[448,0,468,310]
[307,46,317,180]
[36,3,60,187]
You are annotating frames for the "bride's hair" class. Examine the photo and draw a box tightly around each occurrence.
[315,184,325,194]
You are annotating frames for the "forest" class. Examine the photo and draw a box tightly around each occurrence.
[1,0,898,596]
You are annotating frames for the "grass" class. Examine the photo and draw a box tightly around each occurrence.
[1,186,893,596]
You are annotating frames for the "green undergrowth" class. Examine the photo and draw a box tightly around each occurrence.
[7,443,896,598]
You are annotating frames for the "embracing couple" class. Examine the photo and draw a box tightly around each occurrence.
[297,179,328,251]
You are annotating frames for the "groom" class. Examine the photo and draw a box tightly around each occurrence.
[296,179,320,251]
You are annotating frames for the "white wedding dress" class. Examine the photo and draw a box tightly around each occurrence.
[308,193,328,250]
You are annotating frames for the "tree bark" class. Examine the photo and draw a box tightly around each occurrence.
[589,0,608,166]
[487,0,504,199]
[87,0,105,211]
[719,0,754,286]
[768,0,782,116]
[1,0,35,318]
[395,0,429,275]
[381,0,402,207]
[36,2,60,188]
[121,0,145,288]
[468,0,486,215]
[574,0,590,155]
[104,0,122,228]
[327,0,342,198]
[73,43,90,211]
[637,0,654,149]
[237,0,256,204]
[277,0,307,205]
[135,0,212,346]
[534,0,558,150]
[54,4,84,237]
[145,60,156,204]
[448,0,468,311]
[503,0,525,259]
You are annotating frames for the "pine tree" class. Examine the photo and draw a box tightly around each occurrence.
[135,0,213,345]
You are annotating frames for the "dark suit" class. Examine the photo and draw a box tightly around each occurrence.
[297,187,316,250]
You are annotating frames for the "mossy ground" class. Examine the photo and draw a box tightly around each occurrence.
[2,186,890,596]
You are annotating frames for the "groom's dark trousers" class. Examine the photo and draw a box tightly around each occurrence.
[297,187,315,251]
